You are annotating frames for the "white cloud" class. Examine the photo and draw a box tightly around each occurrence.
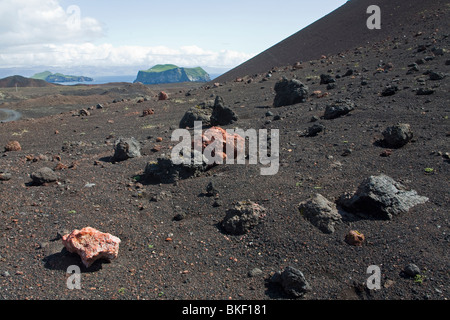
[0,0,255,70]
[0,0,104,48]
[0,43,255,69]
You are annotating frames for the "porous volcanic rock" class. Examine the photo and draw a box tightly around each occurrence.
[4,141,21,152]
[62,227,121,268]
[273,78,309,107]
[210,96,238,126]
[179,101,214,128]
[323,99,355,120]
[112,137,141,162]
[299,194,342,234]
[221,200,266,235]
[338,174,429,220]
[30,167,58,185]
[382,123,413,148]
[270,266,312,298]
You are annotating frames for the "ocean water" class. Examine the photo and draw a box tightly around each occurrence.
[57,74,222,86]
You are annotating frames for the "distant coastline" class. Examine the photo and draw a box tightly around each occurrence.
[55,73,223,86]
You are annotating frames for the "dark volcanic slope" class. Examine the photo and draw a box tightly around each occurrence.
[215,0,450,82]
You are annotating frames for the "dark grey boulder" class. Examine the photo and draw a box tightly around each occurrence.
[112,137,141,162]
[31,167,58,185]
[320,74,336,85]
[270,266,312,298]
[210,96,238,126]
[179,100,214,128]
[323,99,355,120]
[338,174,428,220]
[273,78,309,107]
[144,150,210,184]
[382,123,413,148]
[299,194,342,234]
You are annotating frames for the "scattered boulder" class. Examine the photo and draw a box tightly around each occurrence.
[320,74,336,85]
[429,71,446,81]
[112,137,141,162]
[416,88,434,95]
[144,150,210,183]
[0,170,12,181]
[404,264,421,277]
[179,101,214,128]
[345,230,365,246]
[210,96,238,126]
[299,194,342,234]
[382,123,413,148]
[62,227,121,268]
[221,201,266,235]
[306,123,325,137]
[338,174,429,220]
[158,91,169,100]
[30,167,58,185]
[381,85,398,96]
[4,141,21,152]
[323,99,355,120]
[142,108,154,117]
[270,266,312,298]
[273,78,309,107]
[79,108,90,116]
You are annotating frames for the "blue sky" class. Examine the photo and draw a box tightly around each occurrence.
[0,0,348,73]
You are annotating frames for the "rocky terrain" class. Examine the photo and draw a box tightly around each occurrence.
[0,0,448,302]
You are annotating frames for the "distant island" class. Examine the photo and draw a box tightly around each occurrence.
[134,64,210,85]
[31,71,94,83]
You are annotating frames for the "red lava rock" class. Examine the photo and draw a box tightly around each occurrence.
[345,230,365,246]
[380,149,393,157]
[151,145,162,152]
[142,109,154,117]
[156,137,163,142]
[5,141,21,152]
[193,127,245,161]
[158,91,169,101]
[62,227,121,268]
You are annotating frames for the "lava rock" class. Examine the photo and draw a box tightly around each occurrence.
[338,174,429,220]
[210,96,238,126]
[416,88,434,95]
[179,101,214,128]
[270,266,312,298]
[221,201,266,235]
[320,74,336,85]
[345,230,365,246]
[30,167,58,185]
[381,85,398,96]
[4,141,21,152]
[382,123,413,148]
[429,71,446,81]
[112,137,141,162]
[306,123,325,137]
[62,227,121,268]
[273,78,309,107]
[298,194,342,234]
[323,99,355,120]
[404,264,421,277]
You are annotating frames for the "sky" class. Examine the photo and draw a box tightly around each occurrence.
[0,0,348,76]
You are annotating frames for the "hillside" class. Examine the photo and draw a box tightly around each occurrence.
[0,75,58,88]
[134,64,210,84]
[215,0,450,82]
[31,71,94,83]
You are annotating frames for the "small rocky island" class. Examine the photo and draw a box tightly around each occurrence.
[134,64,210,85]
[31,71,93,83]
